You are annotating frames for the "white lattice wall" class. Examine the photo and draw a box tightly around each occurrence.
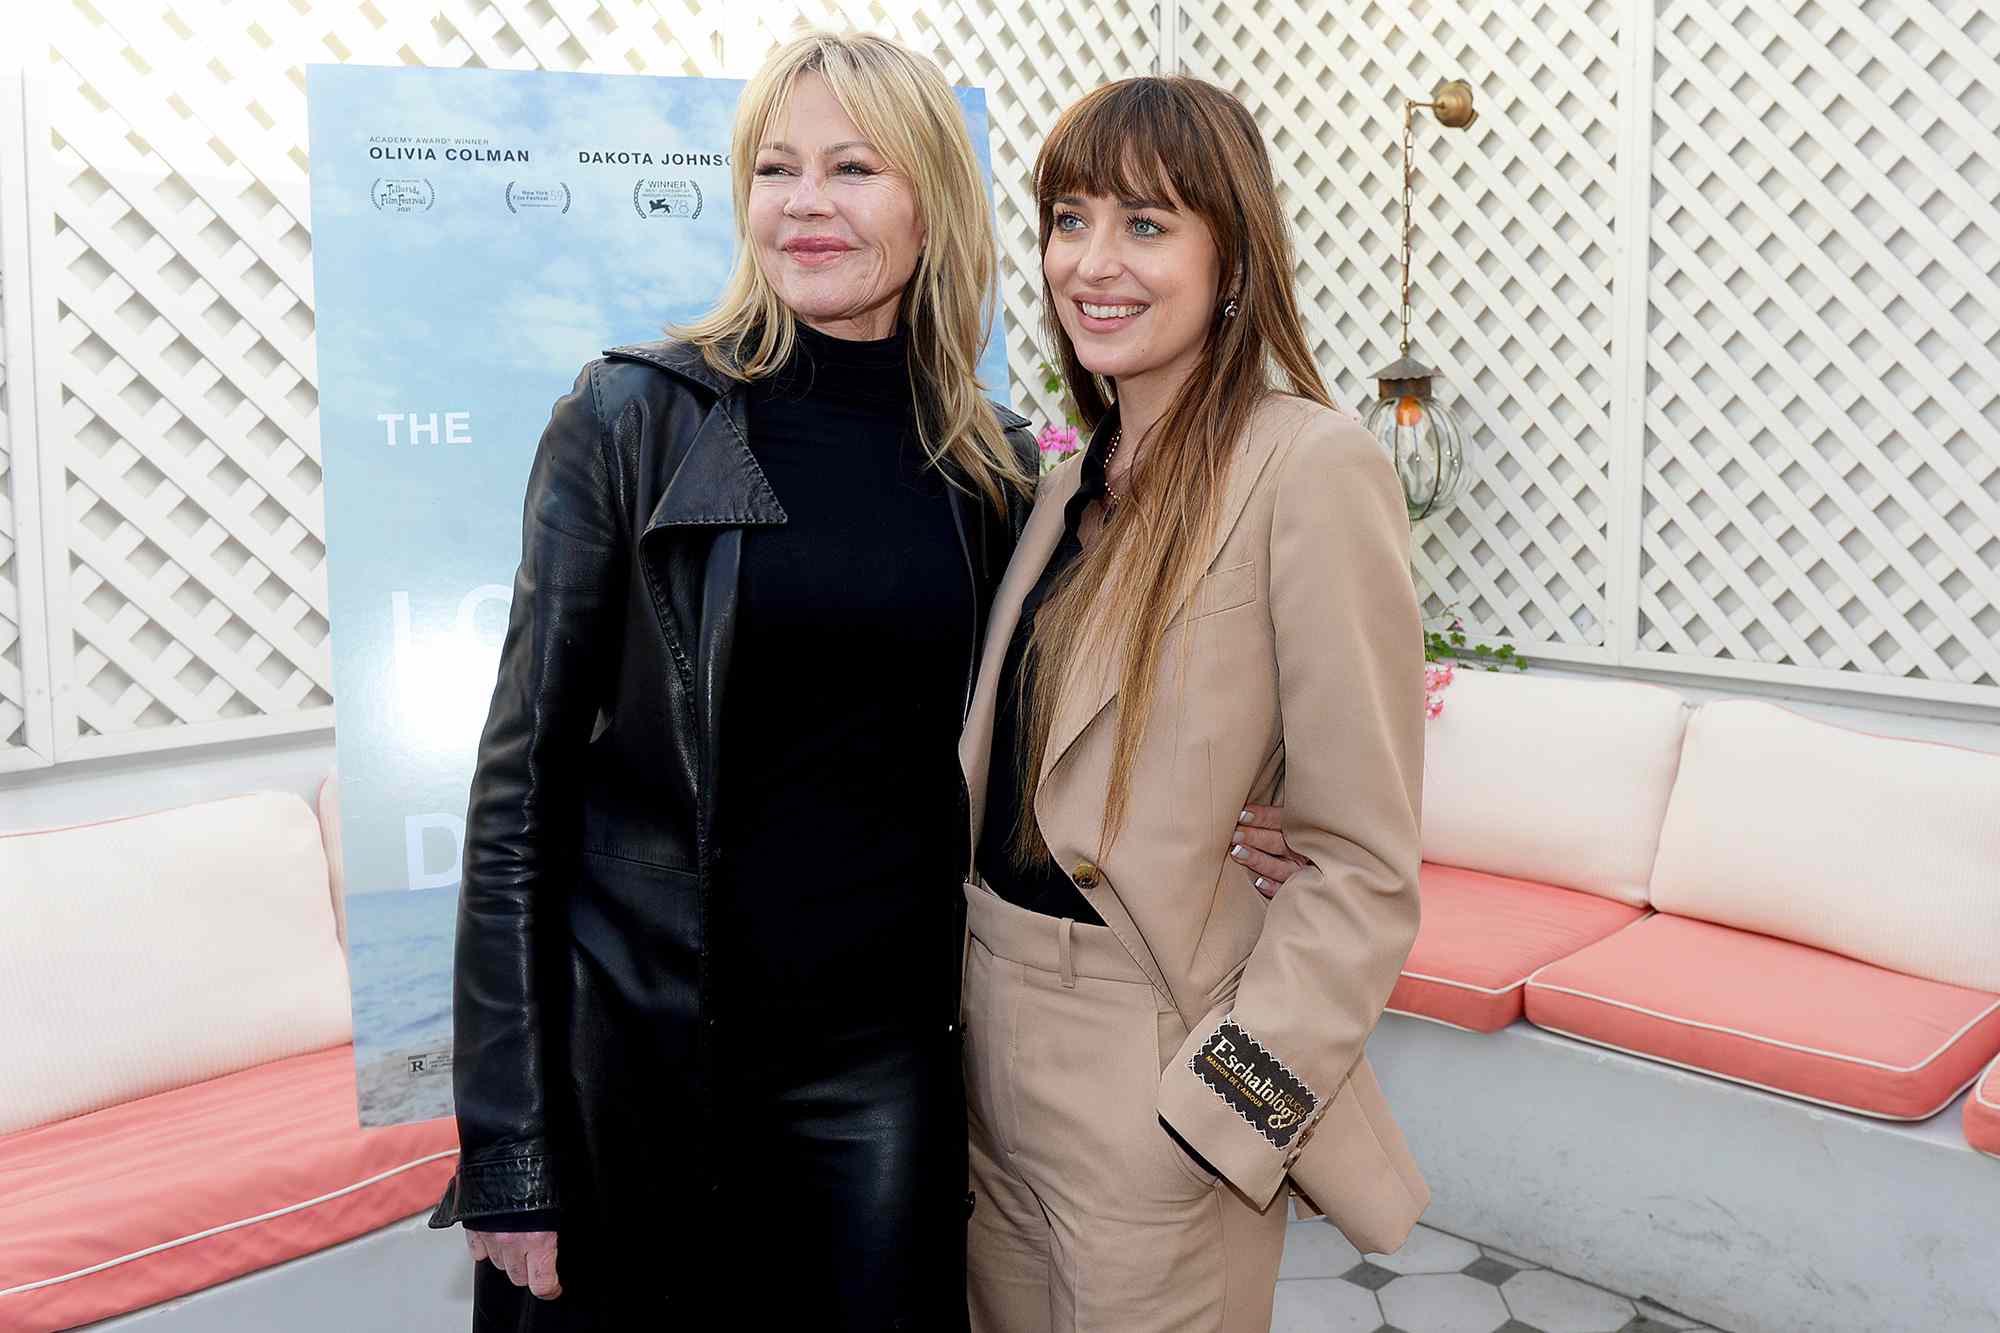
[1,70,53,774]
[1181,0,1998,708]
[1638,0,2000,700]
[0,0,1995,773]
[28,11,333,759]
[0,166,23,761]
[1182,0,1625,661]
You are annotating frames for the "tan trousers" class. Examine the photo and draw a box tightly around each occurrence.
[962,885,1288,1332]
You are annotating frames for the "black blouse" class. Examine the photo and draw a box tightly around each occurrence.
[973,417,1121,925]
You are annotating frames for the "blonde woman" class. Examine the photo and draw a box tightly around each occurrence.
[426,32,1036,1330]
[960,77,1429,1330]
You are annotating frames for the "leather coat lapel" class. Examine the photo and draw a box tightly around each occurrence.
[642,393,786,535]
[605,339,787,535]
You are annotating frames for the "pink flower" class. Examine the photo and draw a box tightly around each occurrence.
[1423,661,1454,720]
[1037,423,1081,456]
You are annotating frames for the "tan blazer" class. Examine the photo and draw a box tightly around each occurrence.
[959,393,1430,1253]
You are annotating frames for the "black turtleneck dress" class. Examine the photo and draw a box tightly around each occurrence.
[720,322,970,1028]
[717,322,973,1324]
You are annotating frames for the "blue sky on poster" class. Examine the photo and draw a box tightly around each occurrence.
[308,66,741,387]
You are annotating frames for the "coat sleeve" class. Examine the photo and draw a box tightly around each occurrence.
[430,364,626,1228]
[1156,417,1424,1209]
[999,413,1041,546]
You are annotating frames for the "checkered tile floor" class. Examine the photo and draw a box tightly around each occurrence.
[1275,1219,1726,1333]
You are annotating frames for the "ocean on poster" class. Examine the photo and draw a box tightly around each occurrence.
[307,63,1009,1125]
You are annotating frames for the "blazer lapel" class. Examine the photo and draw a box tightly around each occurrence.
[1035,397,1302,790]
[958,461,1085,869]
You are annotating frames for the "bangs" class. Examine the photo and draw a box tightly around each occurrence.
[1036,81,1206,214]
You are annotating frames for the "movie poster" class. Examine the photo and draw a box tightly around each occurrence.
[307,64,1008,1125]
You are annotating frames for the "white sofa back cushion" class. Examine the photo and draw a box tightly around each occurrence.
[1421,671,1691,905]
[0,792,354,1135]
[1649,701,2000,993]
[318,775,348,951]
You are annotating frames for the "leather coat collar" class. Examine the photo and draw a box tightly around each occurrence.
[605,339,786,535]
[607,335,1032,430]
[605,334,1031,537]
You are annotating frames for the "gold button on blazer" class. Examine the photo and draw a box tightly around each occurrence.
[960,394,1430,1255]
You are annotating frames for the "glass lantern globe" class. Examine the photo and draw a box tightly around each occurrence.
[1363,354,1466,522]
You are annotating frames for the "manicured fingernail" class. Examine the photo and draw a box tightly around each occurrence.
[1239,809,1251,824]
[1231,845,1248,860]
[1255,877,1268,891]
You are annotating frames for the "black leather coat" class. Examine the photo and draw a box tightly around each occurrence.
[426,338,1034,1310]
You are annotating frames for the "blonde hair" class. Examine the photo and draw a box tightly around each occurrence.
[1015,77,1333,863]
[674,30,1029,512]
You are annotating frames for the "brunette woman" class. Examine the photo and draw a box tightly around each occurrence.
[960,77,1429,1331]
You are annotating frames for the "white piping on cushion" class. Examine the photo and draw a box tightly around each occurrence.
[1383,1007,1487,1033]
[1399,968,1532,997]
[1973,1066,2000,1162]
[1396,910,1656,998]
[1527,1023,1983,1122]
[0,1148,460,1298]
[1523,980,2000,1073]
[1969,1077,2000,1158]
[1976,1055,2000,1112]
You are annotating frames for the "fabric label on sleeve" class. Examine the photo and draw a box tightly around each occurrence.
[1189,1018,1318,1150]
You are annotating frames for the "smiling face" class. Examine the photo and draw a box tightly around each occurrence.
[747,72,926,341]
[1042,182,1223,401]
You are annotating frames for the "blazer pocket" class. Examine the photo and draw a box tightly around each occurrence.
[1184,561,1258,623]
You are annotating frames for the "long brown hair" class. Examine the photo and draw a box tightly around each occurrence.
[672,31,1030,513]
[1015,76,1332,862]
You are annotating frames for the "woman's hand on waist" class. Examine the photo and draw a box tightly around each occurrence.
[1233,803,1307,899]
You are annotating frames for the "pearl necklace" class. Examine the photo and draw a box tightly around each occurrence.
[1103,429,1123,508]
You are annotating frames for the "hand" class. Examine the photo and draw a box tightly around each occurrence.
[466,1228,561,1300]
[1232,803,1308,900]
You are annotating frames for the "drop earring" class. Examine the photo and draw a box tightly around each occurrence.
[1223,297,1240,319]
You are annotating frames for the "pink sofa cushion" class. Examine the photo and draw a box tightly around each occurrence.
[1967,1057,2000,1158]
[1525,914,2000,1119]
[0,1045,457,1331]
[1387,863,1647,1032]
